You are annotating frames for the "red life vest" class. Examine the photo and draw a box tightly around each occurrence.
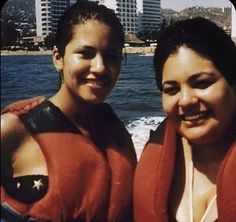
[1,97,137,221]
[134,119,236,222]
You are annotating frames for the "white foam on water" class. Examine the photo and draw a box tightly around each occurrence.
[126,116,165,160]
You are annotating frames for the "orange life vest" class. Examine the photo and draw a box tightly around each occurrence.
[134,119,236,222]
[1,98,137,221]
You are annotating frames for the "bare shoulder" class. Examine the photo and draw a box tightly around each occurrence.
[1,113,48,177]
[1,112,25,136]
[1,113,28,151]
[1,112,21,125]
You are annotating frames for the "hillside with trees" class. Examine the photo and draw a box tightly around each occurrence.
[1,0,36,48]
[162,6,231,30]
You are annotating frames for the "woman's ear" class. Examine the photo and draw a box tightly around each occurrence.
[52,46,63,72]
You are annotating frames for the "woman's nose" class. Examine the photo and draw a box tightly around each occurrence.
[90,54,106,75]
[178,88,198,107]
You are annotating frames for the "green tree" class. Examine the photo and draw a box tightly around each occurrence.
[1,19,20,48]
[44,33,56,49]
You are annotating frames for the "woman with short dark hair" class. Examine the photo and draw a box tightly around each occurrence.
[134,17,236,222]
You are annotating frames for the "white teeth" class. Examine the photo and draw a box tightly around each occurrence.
[184,113,206,121]
[86,79,104,86]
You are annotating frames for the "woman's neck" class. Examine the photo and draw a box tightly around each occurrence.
[185,137,235,184]
[191,142,227,165]
[49,90,95,121]
[181,138,222,185]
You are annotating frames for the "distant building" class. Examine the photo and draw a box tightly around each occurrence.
[35,0,76,38]
[137,11,143,33]
[223,7,231,17]
[86,0,139,35]
[116,0,138,35]
[141,0,162,32]
[35,0,140,39]
[35,0,51,37]
[51,0,76,34]
[231,4,236,44]
[22,36,44,44]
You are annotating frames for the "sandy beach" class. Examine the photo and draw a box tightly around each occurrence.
[1,46,156,56]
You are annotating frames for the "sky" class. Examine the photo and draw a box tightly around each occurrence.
[137,0,232,12]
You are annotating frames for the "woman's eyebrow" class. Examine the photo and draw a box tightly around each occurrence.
[162,80,178,86]
[188,72,218,81]
[162,72,217,85]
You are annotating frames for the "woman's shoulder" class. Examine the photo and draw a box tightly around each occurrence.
[1,112,25,135]
[1,112,29,151]
[1,96,46,115]
[19,100,80,134]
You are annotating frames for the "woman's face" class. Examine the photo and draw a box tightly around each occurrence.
[161,46,236,145]
[57,20,122,104]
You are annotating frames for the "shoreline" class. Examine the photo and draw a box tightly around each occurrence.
[1,50,52,56]
[1,46,156,56]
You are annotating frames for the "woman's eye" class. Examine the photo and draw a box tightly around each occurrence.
[162,86,179,95]
[78,50,94,59]
[194,80,213,89]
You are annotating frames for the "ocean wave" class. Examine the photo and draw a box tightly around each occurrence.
[126,116,165,160]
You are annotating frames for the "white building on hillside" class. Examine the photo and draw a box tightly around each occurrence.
[51,0,76,34]
[35,0,76,38]
[116,0,138,34]
[35,0,140,38]
[35,0,51,37]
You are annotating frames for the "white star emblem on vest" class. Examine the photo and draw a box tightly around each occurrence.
[33,179,43,190]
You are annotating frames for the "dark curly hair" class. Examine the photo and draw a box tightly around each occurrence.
[154,17,236,91]
[55,0,124,57]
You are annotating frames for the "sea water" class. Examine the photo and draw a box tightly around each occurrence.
[1,54,165,159]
